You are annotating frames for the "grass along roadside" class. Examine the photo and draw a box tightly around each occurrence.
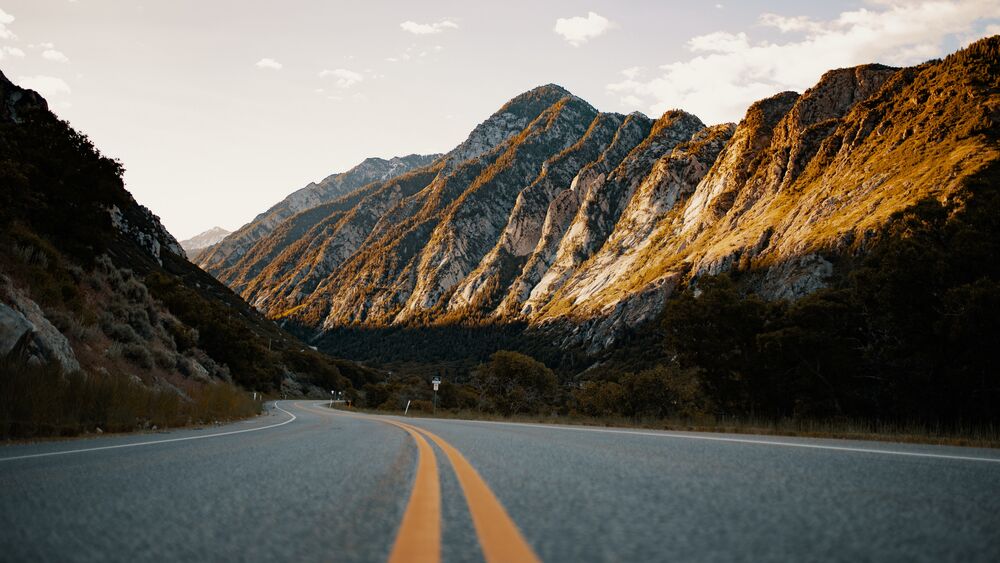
[329,405,1000,449]
[0,355,263,440]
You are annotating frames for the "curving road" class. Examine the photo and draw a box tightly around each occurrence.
[1,401,998,562]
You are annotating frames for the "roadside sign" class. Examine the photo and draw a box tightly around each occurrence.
[431,377,441,391]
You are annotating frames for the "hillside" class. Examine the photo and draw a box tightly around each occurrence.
[205,38,999,357]
[0,71,376,437]
[196,153,440,276]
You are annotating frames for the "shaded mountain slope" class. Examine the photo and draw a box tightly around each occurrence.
[0,71,376,426]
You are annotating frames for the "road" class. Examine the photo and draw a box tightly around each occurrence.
[1,401,998,562]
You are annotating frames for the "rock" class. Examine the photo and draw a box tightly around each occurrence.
[0,302,33,357]
[0,277,80,372]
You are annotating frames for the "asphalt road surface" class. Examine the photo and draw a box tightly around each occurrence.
[1,401,998,562]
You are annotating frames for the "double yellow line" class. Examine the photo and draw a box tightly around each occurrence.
[298,403,541,563]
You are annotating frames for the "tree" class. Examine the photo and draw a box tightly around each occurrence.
[474,351,558,415]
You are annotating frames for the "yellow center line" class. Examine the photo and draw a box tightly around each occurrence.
[408,424,541,563]
[381,419,442,563]
[296,403,441,563]
[299,403,541,563]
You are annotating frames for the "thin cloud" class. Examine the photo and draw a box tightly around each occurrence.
[400,19,458,35]
[608,0,1000,124]
[42,49,70,63]
[319,68,364,88]
[553,12,614,47]
[17,75,72,97]
[255,57,283,70]
[0,8,15,40]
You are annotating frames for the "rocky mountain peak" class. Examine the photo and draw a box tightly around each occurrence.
[443,84,589,168]
[180,227,231,253]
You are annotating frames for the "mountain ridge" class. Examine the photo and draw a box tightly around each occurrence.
[198,37,1000,356]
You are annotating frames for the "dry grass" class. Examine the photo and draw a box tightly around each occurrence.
[0,356,262,440]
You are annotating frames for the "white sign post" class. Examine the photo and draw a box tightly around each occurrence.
[431,377,441,414]
[330,390,335,408]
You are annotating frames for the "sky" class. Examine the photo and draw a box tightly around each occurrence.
[0,1,998,240]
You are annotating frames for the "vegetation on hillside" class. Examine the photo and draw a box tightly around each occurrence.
[0,77,372,439]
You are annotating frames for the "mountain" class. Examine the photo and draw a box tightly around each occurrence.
[0,70,376,437]
[179,226,231,259]
[195,153,440,274]
[204,38,999,363]
[180,226,231,252]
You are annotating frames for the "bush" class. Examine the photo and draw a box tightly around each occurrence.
[152,348,177,370]
[474,351,558,416]
[573,380,625,417]
[100,316,140,343]
[122,343,154,369]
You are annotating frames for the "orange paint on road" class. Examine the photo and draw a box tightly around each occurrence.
[296,404,442,563]
[300,403,540,563]
[381,419,442,563]
[412,426,541,563]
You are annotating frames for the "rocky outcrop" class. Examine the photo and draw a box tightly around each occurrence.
[400,96,599,318]
[502,113,653,315]
[108,204,186,264]
[525,110,706,315]
[0,277,80,372]
[448,112,628,314]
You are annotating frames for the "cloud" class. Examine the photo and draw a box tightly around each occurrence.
[687,31,750,53]
[553,11,613,46]
[42,49,70,63]
[400,19,458,35]
[0,8,15,40]
[3,46,24,57]
[607,0,1000,124]
[255,57,283,70]
[17,75,72,97]
[319,68,363,88]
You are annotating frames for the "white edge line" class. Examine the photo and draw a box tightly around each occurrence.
[394,414,1000,464]
[0,401,297,462]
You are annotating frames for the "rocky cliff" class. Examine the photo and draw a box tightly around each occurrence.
[198,38,1000,355]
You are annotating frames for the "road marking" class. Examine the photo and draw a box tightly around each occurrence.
[295,403,443,563]
[310,404,539,563]
[0,402,297,463]
[381,420,442,563]
[432,418,1000,464]
[410,425,541,563]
